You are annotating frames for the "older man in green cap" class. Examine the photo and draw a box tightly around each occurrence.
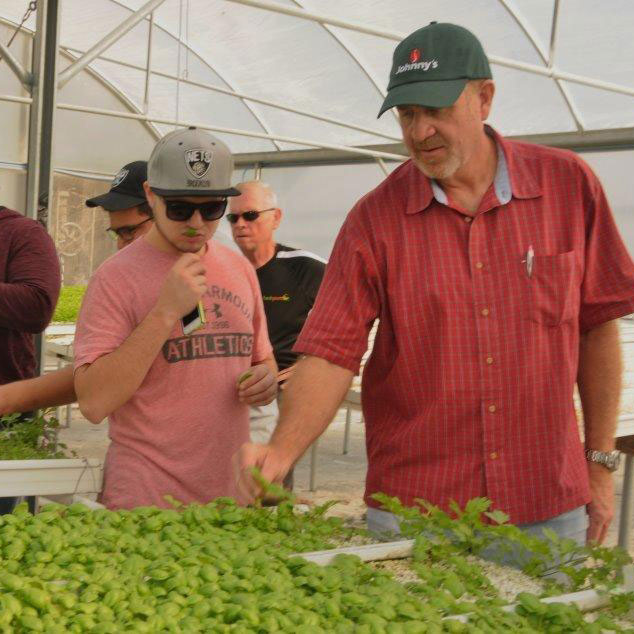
[237,23,634,548]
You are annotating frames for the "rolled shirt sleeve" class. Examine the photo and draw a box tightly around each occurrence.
[74,273,135,371]
[578,159,634,332]
[293,206,381,374]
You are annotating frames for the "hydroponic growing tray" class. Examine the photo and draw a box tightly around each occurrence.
[0,458,102,497]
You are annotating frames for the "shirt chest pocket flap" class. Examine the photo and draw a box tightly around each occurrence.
[528,250,579,327]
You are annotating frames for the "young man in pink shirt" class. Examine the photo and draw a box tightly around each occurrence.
[74,128,277,509]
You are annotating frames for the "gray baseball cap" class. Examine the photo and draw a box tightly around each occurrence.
[148,126,240,197]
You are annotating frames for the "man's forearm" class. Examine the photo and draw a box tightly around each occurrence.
[0,366,76,415]
[578,319,623,450]
[270,355,354,465]
[75,308,175,423]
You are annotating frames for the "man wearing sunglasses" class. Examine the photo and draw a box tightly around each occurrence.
[86,160,154,249]
[228,182,325,483]
[73,127,277,510]
[0,161,153,418]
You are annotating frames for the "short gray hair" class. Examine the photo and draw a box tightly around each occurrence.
[236,181,278,208]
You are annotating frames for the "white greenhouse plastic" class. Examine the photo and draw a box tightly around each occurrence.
[0,0,633,261]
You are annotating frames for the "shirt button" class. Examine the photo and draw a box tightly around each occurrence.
[490,452,498,460]
[464,216,472,223]
[488,404,497,413]
[486,356,494,365]
[475,262,484,269]
[481,308,490,316]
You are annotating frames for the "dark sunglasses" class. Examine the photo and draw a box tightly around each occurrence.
[226,208,275,224]
[106,217,152,241]
[164,199,228,222]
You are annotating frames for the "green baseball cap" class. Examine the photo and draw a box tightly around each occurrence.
[148,126,240,198]
[378,22,492,117]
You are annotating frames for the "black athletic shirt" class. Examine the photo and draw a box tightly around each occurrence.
[256,244,326,371]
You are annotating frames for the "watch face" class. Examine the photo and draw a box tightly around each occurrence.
[608,452,621,470]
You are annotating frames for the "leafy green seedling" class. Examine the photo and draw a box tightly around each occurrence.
[0,411,75,460]
[250,466,295,504]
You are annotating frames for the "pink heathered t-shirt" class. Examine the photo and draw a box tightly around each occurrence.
[73,237,272,510]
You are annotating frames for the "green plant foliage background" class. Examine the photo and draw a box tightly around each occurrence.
[52,286,86,323]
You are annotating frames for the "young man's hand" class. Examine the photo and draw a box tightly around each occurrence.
[154,254,207,324]
[237,364,277,406]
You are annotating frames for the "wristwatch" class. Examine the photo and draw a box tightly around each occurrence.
[585,449,621,472]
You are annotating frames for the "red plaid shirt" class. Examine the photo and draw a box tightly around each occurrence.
[295,127,634,524]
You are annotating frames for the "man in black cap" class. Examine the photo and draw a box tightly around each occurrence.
[0,161,153,417]
[237,22,634,548]
[86,161,154,250]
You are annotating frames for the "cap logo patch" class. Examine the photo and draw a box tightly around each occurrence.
[409,49,421,63]
[111,168,129,188]
[185,149,212,179]
[396,56,439,75]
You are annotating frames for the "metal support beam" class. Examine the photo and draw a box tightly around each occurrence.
[0,39,32,86]
[375,158,389,177]
[232,127,634,168]
[40,100,408,161]
[26,0,60,224]
[63,46,400,142]
[57,0,166,88]
[24,0,60,377]
[497,0,583,131]
[618,453,633,551]
[143,11,154,113]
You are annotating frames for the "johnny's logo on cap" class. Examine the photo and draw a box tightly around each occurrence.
[396,55,438,75]
[111,168,129,188]
[185,149,212,179]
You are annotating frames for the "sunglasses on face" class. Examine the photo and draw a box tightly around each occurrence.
[163,198,228,222]
[106,217,152,241]
[226,208,275,224]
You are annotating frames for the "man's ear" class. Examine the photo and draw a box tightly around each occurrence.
[273,208,282,230]
[143,181,155,207]
[479,80,495,121]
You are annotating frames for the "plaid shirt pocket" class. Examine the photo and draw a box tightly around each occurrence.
[528,251,578,326]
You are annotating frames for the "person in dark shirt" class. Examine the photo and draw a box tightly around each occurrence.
[0,205,61,513]
[0,161,153,418]
[228,181,326,486]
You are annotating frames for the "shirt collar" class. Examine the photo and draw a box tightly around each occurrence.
[403,125,541,215]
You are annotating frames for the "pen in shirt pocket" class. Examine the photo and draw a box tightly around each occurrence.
[523,245,534,278]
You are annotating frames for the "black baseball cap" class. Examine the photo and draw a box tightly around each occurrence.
[378,22,492,117]
[86,161,148,211]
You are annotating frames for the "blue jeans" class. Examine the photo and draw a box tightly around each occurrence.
[367,506,588,568]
